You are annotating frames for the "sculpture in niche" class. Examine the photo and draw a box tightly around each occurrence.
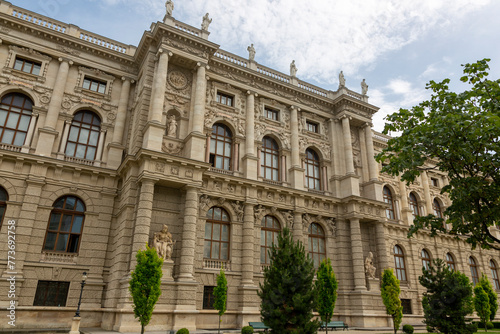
[165,0,174,16]
[166,114,178,138]
[201,13,212,30]
[254,205,265,220]
[153,224,175,260]
[247,44,256,61]
[231,201,244,221]
[339,71,346,88]
[282,210,294,228]
[199,194,211,212]
[364,252,376,279]
[290,60,297,77]
[361,79,368,95]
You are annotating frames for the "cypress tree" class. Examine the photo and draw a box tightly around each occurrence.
[479,274,498,321]
[381,268,403,334]
[258,227,319,334]
[315,258,338,334]
[474,285,491,331]
[214,268,228,334]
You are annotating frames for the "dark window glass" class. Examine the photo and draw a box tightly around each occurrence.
[394,245,407,281]
[264,107,279,121]
[308,223,326,268]
[383,186,396,220]
[431,178,439,187]
[203,286,215,309]
[421,249,431,271]
[0,93,33,146]
[490,260,500,290]
[65,111,101,161]
[261,216,280,264]
[209,124,232,170]
[305,148,321,190]
[14,56,41,75]
[43,196,85,253]
[401,299,412,314]
[433,199,443,218]
[446,253,456,271]
[409,193,420,218]
[204,207,230,261]
[216,92,234,107]
[469,257,479,285]
[0,186,7,229]
[33,281,70,306]
[261,137,279,181]
[306,121,318,133]
[82,77,107,94]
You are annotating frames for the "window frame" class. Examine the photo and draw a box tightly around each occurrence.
[305,148,321,190]
[431,177,439,187]
[13,56,42,76]
[261,136,280,181]
[394,245,407,282]
[383,186,396,220]
[409,193,420,218]
[75,66,114,100]
[202,286,216,309]
[433,199,443,218]
[4,45,51,82]
[306,120,319,133]
[209,123,233,171]
[260,215,281,265]
[264,106,279,121]
[421,249,431,271]
[0,93,34,147]
[64,111,102,161]
[204,207,231,261]
[401,299,412,314]
[469,257,480,285]
[0,186,7,229]
[82,76,107,94]
[33,280,70,307]
[446,252,456,271]
[308,222,326,268]
[490,260,500,290]
[216,91,234,107]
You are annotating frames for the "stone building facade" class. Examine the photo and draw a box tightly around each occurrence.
[0,1,498,331]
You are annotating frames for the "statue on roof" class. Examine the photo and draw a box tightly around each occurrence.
[165,0,174,16]
[339,71,345,88]
[361,79,368,95]
[247,44,256,61]
[201,13,212,31]
[290,60,297,77]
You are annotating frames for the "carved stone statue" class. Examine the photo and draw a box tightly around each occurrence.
[165,0,174,16]
[365,252,376,279]
[361,79,368,95]
[247,44,256,61]
[290,60,297,77]
[153,224,176,260]
[201,13,212,31]
[254,204,265,220]
[339,71,345,88]
[166,114,178,137]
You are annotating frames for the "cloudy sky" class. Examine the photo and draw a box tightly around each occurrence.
[14,0,500,132]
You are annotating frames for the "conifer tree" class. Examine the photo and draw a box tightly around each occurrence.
[315,258,338,334]
[474,285,491,331]
[381,269,403,334]
[479,274,498,321]
[258,227,319,334]
[129,245,163,334]
[214,268,228,334]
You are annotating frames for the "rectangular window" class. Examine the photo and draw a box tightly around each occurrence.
[401,299,412,314]
[216,92,234,107]
[13,56,41,76]
[306,121,319,133]
[82,77,107,94]
[264,107,279,121]
[431,178,439,187]
[33,281,70,306]
[203,286,215,309]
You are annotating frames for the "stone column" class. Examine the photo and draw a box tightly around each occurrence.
[178,186,199,279]
[399,181,411,224]
[289,106,304,188]
[342,116,355,175]
[293,212,304,241]
[143,49,170,151]
[241,203,255,285]
[36,58,72,156]
[350,218,366,291]
[21,112,38,153]
[108,78,132,168]
[421,171,433,215]
[57,120,71,158]
[364,123,378,181]
[375,222,389,272]
[243,91,258,179]
[94,129,106,166]
[130,179,156,269]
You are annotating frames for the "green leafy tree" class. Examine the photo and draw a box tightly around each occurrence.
[419,259,476,334]
[381,269,403,334]
[129,245,163,334]
[375,58,500,250]
[315,258,338,334]
[479,274,498,321]
[474,285,491,331]
[214,268,228,334]
[258,227,319,334]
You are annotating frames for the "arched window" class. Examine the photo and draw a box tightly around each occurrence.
[0,186,7,228]
[204,207,230,261]
[209,124,232,170]
[409,193,420,218]
[43,196,85,253]
[261,137,279,181]
[433,199,443,218]
[65,111,101,160]
[446,252,456,271]
[394,245,407,281]
[490,260,500,290]
[383,186,396,220]
[305,148,321,190]
[421,249,431,271]
[0,93,33,146]
[261,215,281,264]
[469,257,479,285]
[308,223,326,268]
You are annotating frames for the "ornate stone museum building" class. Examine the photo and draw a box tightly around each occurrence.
[0,1,498,331]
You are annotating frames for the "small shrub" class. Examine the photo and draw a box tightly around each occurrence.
[176,328,189,334]
[487,321,494,330]
[426,325,434,333]
[241,326,254,334]
[403,324,414,334]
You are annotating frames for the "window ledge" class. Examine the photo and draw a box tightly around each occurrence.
[203,259,231,271]
[40,251,78,264]
[0,143,22,153]
[209,167,234,176]
[74,87,110,101]
[4,68,46,82]
[64,155,95,166]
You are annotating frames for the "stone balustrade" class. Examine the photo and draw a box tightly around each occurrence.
[203,259,231,271]
[214,51,248,68]
[256,65,290,83]
[174,22,200,37]
[298,81,328,97]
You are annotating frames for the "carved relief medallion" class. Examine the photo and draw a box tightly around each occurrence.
[168,70,190,90]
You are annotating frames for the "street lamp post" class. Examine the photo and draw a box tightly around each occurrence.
[70,272,87,334]
[75,271,87,317]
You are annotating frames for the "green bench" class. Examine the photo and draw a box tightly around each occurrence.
[320,321,349,331]
[249,321,270,332]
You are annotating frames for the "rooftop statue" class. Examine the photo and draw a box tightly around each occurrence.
[165,0,174,16]
[339,70,346,88]
[361,79,369,95]
[201,13,212,31]
[290,60,297,77]
[247,43,256,61]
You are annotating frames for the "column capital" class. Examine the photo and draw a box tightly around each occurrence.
[289,105,301,111]
[57,57,73,65]
[196,62,209,70]
[121,76,135,84]
[246,90,258,97]
[363,122,373,129]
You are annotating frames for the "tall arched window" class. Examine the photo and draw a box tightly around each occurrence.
[261,137,279,181]
[305,148,321,190]
[421,249,431,271]
[409,193,420,218]
[490,260,500,290]
[204,207,230,262]
[469,257,479,285]
[209,124,232,170]
[0,186,7,228]
[383,186,396,220]
[433,199,443,218]
[65,111,101,160]
[308,223,326,268]
[261,215,280,264]
[394,245,407,281]
[0,93,33,146]
[446,252,456,271]
[43,196,85,253]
